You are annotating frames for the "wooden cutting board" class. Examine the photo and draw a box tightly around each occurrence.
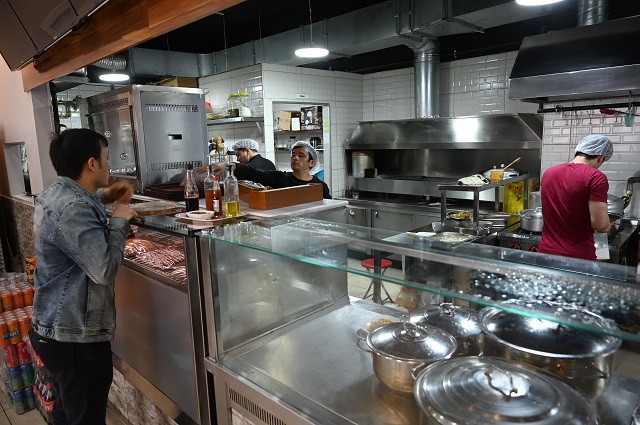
[130,201,182,216]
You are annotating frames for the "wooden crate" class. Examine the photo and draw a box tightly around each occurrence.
[248,184,323,210]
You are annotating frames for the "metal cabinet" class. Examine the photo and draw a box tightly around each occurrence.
[371,209,413,238]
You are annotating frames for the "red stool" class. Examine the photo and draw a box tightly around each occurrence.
[361,258,394,304]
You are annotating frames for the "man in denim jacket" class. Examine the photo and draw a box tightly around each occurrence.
[29,128,137,424]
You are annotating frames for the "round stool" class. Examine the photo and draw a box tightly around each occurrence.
[360,258,394,303]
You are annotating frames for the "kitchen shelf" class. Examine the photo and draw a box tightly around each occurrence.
[274,128,322,133]
[207,116,263,134]
[437,174,530,223]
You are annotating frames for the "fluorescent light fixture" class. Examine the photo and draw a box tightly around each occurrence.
[516,0,564,5]
[294,47,329,58]
[98,73,130,82]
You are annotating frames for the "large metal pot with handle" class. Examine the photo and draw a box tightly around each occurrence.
[356,321,456,395]
[409,303,483,356]
[519,207,543,232]
[479,300,622,400]
[413,356,597,424]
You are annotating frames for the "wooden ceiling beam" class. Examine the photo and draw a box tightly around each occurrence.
[20,0,245,92]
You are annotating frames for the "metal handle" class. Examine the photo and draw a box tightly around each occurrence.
[411,363,429,380]
[485,365,518,398]
[356,337,373,354]
[440,302,455,316]
[555,362,609,380]
[349,209,355,216]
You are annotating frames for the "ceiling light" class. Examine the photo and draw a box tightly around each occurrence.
[516,0,564,5]
[99,73,130,82]
[295,0,329,59]
[295,47,329,58]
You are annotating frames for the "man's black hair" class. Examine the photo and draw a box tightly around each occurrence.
[575,151,601,161]
[49,129,108,180]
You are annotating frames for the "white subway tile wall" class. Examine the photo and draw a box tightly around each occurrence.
[198,51,640,198]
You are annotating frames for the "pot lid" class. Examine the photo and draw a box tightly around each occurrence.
[414,357,595,424]
[409,303,482,342]
[480,302,621,358]
[367,322,456,362]
[520,207,543,218]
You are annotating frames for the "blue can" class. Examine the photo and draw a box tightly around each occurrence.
[23,386,36,410]
[8,367,22,391]
[20,363,34,387]
[11,389,25,413]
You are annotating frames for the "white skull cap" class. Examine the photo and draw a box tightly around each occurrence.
[575,134,613,161]
[232,139,259,151]
[292,141,320,173]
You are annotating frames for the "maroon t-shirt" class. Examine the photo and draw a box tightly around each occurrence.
[538,162,608,260]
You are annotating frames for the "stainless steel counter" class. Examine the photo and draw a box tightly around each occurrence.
[216,300,640,425]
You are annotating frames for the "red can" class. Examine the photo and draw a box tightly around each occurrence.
[4,344,19,368]
[17,341,30,365]
[0,318,8,348]
[6,316,20,345]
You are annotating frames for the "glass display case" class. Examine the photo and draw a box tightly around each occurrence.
[198,217,640,425]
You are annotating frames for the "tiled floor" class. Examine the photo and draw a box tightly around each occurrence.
[346,258,404,303]
[0,390,128,425]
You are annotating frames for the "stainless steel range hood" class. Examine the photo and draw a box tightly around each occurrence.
[508,15,640,103]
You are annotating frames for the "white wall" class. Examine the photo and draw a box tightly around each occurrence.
[0,61,55,196]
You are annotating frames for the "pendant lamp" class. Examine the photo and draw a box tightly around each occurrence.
[516,0,564,5]
[295,0,328,58]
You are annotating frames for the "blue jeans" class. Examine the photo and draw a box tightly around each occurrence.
[29,327,113,425]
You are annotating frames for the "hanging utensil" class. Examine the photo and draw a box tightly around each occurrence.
[600,108,640,117]
[501,157,521,177]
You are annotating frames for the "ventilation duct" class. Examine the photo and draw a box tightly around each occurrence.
[92,55,127,70]
[413,39,440,118]
[509,1,640,103]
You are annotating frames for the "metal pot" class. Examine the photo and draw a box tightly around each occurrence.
[409,303,483,356]
[356,321,456,395]
[479,301,622,400]
[457,220,492,236]
[413,357,597,425]
[607,193,625,218]
[529,191,541,209]
[519,207,543,232]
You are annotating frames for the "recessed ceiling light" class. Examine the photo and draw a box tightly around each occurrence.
[516,0,564,5]
[294,47,329,58]
[98,73,130,82]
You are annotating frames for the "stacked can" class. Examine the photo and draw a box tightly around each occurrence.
[0,273,36,415]
[25,257,37,285]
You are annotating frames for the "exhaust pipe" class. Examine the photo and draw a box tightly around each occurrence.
[414,39,440,118]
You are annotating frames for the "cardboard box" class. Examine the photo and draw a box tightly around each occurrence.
[155,77,199,88]
[301,106,323,130]
[248,184,323,209]
[278,111,301,131]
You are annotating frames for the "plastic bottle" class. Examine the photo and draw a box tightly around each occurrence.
[184,164,199,212]
[223,165,240,218]
[43,382,55,423]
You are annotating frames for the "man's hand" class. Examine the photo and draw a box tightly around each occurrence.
[111,203,138,221]
[197,162,231,176]
[104,182,134,203]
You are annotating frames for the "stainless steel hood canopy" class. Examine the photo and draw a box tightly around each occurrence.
[509,15,640,103]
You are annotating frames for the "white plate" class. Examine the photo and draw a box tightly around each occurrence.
[175,212,247,222]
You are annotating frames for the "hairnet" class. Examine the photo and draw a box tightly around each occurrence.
[232,139,259,151]
[292,141,320,173]
[575,134,613,161]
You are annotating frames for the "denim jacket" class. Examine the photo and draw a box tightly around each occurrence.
[31,177,130,343]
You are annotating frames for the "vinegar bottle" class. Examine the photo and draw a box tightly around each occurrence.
[212,176,223,218]
[204,166,215,211]
[223,164,240,218]
[184,163,200,212]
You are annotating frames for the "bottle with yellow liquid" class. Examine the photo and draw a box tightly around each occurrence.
[223,164,240,218]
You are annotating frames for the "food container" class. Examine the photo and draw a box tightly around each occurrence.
[457,220,492,236]
[529,191,541,209]
[409,303,483,356]
[413,357,597,425]
[478,212,510,227]
[519,207,543,232]
[479,301,622,400]
[427,232,474,248]
[356,321,456,395]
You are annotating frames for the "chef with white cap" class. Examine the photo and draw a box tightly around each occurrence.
[205,140,331,199]
[538,134,613,260]
[231,139,276,171]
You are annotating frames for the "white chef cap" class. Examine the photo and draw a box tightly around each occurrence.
[232,139,259,151]
[575,134,613,161]
[292,141,320,173]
